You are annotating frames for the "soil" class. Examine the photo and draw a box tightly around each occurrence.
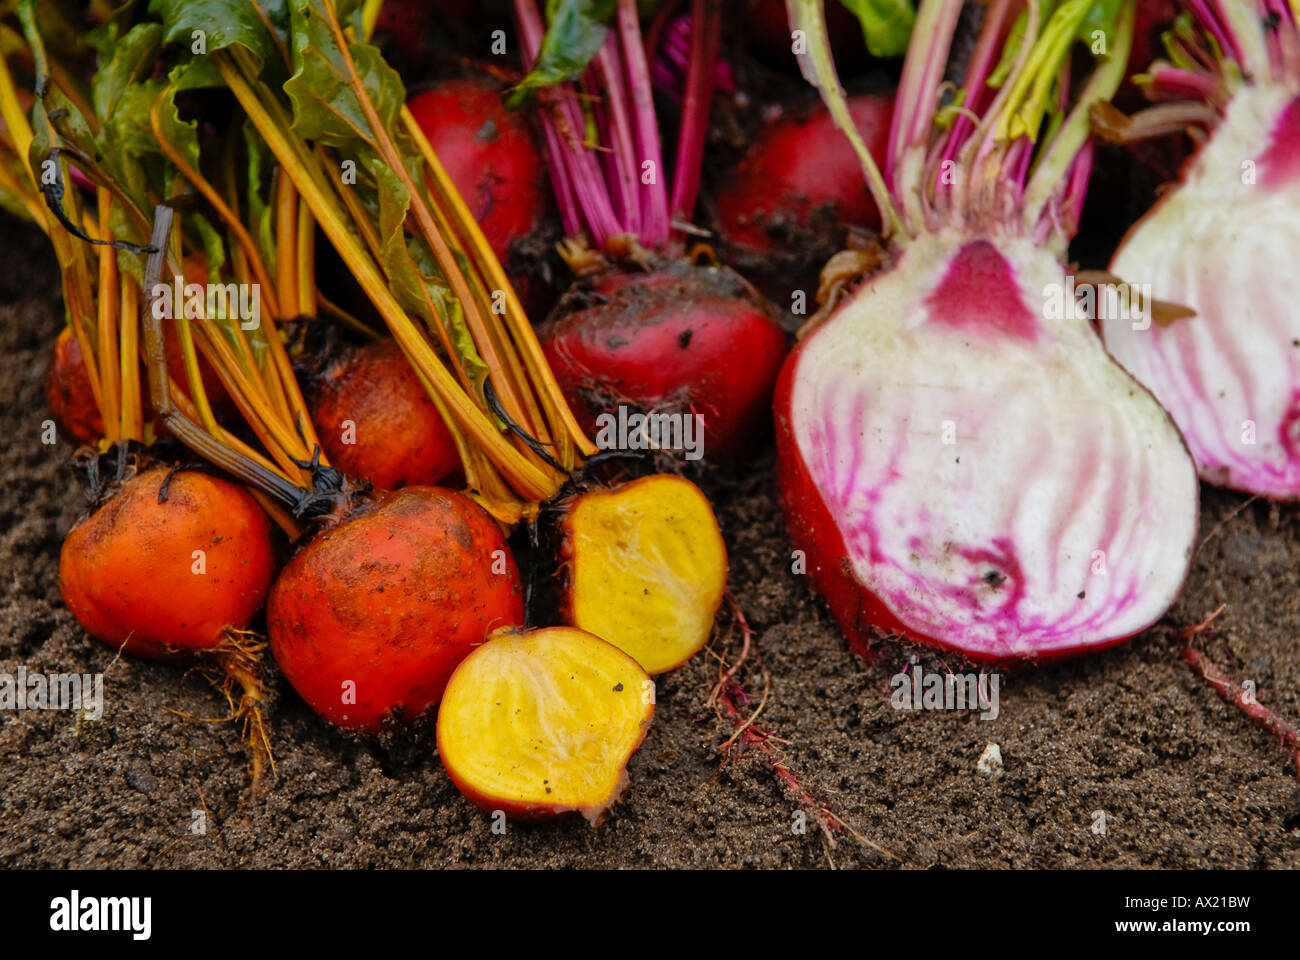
[2,214,1298,869]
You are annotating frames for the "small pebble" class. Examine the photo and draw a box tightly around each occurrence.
[976,742,1003,778]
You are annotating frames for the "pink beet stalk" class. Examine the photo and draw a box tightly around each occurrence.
[513,0,721,252]
[670,0,722,222]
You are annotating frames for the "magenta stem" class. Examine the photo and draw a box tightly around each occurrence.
[514,0,622,244]
[617,0,669,246]
[1145,65,1221,102]
[936,0,1013,204]
[669,0,721,222]
[594,42,643,237]
[885,0,965,193]
[1187,0,1242,66]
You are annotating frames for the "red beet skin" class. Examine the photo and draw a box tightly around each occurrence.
[773,341,913,661]
[539,263,787,463]
[714,94,894,257]
[407,78,547,265]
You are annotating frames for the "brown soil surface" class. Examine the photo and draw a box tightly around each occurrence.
[2,216,1298,870]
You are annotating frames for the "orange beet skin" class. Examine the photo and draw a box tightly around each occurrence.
[310,339,460,491]
[267,487,524,732]
[58,467,276,660]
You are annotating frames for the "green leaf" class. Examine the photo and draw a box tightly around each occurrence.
[282,0,407,150]
[363,153,489,395]
[1075,0,1122,47]
[86,0,146,61]
[507,0,617,107]
[243,120,277,275]
[838,0,915,58]
[988,7,1030,88]
[147,0,290,77]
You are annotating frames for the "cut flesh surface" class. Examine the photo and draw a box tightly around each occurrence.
[565,475,727,674]
[436,627,654,822]
[1105,84,1300,497]
[785,228,1199,658]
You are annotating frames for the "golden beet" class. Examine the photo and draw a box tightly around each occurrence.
[436,626,654,823]
[562,475,727,674]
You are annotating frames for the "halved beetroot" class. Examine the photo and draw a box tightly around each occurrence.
[562,474,727,674]
[777,232,1199,662]
[1103,86,1300,498]
[436,625,654,824]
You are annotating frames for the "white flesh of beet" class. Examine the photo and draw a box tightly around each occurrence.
[789,229,1199,658]
[1104,85,1300,497]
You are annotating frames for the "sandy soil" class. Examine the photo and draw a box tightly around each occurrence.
[1,206,1298,869]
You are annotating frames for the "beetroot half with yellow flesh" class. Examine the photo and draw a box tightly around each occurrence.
[436,626,654,824]
[563,474,727,674]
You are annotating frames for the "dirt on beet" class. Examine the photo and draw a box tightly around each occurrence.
[1,215,1298,869]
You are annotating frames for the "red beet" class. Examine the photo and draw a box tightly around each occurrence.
[539,262,787,463]
[717,94,893,255]
[713,94,893,307]
[407,77,551,314]
[309,338,460,491]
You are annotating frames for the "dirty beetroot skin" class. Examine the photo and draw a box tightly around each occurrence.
[714,94,894,259]
[267,487,524,732]
[540,261,787,461]
[58,466,276,660]
[309,338,459,491]
[776,231,1200,663]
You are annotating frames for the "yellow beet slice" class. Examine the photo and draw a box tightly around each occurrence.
[436,627,655,824]
[563,474,727,674]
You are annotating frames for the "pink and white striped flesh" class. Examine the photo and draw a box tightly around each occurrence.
[780,229,1199,660]
[1103,85,1300,498]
